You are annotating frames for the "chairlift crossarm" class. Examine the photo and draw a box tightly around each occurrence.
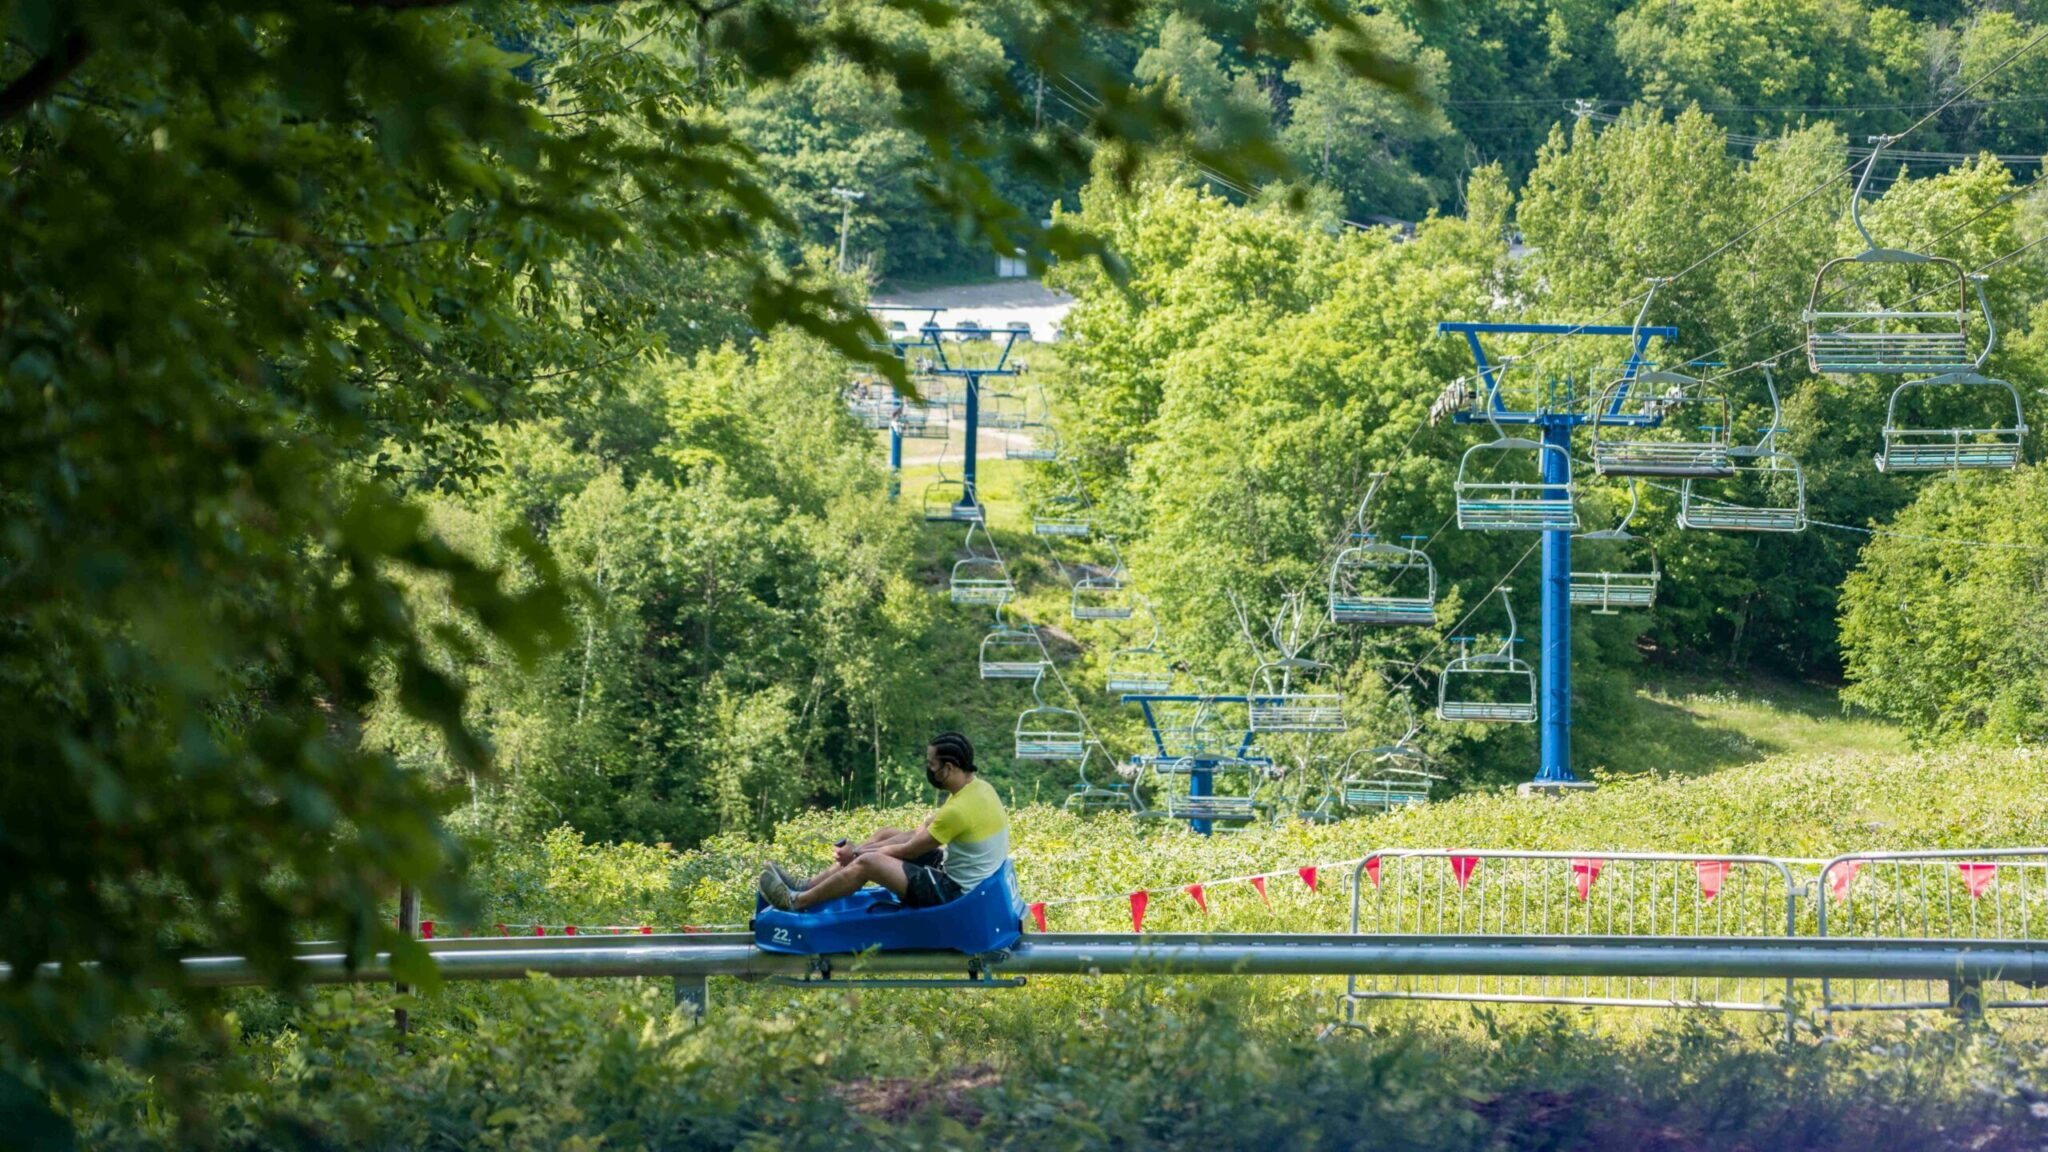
[1436,321,1678,425]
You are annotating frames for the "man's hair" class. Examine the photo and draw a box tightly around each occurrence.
[927,731,976,773]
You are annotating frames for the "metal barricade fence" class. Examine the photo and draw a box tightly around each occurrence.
[1338,850,1799,1023]
[1816,848,2048,1014]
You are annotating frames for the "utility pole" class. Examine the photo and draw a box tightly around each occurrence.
[830,187,864,273]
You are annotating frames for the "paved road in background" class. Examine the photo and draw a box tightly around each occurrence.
[870,279,1074,343]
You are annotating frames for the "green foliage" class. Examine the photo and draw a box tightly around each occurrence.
[1840,468,2048,743]
[1,0,1440,1125]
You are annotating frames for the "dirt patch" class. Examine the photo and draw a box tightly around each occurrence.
[833,1066,1001,1125]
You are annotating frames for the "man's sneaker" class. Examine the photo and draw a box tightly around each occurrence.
[768,861,807,893]
[759,866,797,911]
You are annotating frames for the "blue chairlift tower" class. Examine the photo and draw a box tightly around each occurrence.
[913,323,1026,522]
[1434,317,1679,789]
[1120,694,1272,835]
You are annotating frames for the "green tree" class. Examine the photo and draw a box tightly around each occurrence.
[1281,20,1456,221]
[1840,468,2048,742]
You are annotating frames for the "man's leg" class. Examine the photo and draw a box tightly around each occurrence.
[793,852,909,911]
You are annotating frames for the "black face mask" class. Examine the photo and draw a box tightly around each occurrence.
[926,764,945,789]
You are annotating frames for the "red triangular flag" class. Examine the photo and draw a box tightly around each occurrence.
[1957,863,1998,898]
[420,920,435,939]
[1827,860,1866,900]
[1129,890,1149,932]
[641,925,653,935]
[1250,876,1269,904]
[1185,884,1208,913]
[1693,861,1730,902]
[1450,856,1480,889]
[495,923,508,937]
[1028,902,1047,932]
[533,924,545,936]
[1569,858,1604,902]
[1364,857,1382,889]
[565,925,578,936]
[1299,866,1319,893]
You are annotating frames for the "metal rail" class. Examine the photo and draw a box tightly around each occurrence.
[48,932,2046,991]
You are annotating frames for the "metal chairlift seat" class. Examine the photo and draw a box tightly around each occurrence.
[1568,485,1659,612]
[1677,448,1807,533]
[949,557,1014,606]
[1806,137,1992,376]
[1340,765,1441,812]
[1874,372,2027,473]
[1032,514,1091,538]
[1249,659,1346,732]
[1590,370,1735,478]
[1139,756,1271,826]
[1015,698,1088,762]
[1568,558,1660,612]
[1072,574,1135,620]
[982,391,1030,430]
[1454,436,1579,532]
[1329,536,1437,626]
[922,478,983,523]
[1106,646,1174,694]
[979,624,1047,679]
[894,402,949,441]
[1436,639,1538,724]
[1064,745,1137,814]
[1005,427,1060,461]
[846,383,898,430]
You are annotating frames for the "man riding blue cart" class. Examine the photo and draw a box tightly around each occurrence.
[754,732,1024,955]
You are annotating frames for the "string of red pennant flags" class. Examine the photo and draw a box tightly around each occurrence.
[1024,859,1347,934]
[1024,855,2025,934]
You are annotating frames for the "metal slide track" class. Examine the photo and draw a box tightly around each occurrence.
[82,932,2048,990]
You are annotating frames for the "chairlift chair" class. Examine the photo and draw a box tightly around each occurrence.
[1435,591,1537,724]
[1105,600,1177,693]
[1005,425,1061,462]
[1454,434,1579,532]
[1677,366,1809,533]
[1072,574,1135,621]
[922,476,983,523]
[1248,658,1346,732]
[894,402,950,441]
[1032,462,1092,537]
[1678,447,1808,533]
[1015,679,1087,761]
[1806,137,1993,376]
[1064,744,1136,814]
[979,619,1048,680]
[1140,755,1272,827]
[1329,536,1438,626]
[949,557,1014,605]
[1336,746,1443,812]
[1569,482,1659,612]
[982,391,1030,430]
[1590,369,1735,478]
[1033,513,1091,538]
[845,379,898,430]
[1874,372,2027,473]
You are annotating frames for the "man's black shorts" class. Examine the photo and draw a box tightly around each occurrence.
[902,848,965,908]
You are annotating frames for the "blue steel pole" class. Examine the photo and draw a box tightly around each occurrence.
[887,423,902,501]
[1537,419,1575,783]
[961,372,981,519]
[1190,765,1212,836]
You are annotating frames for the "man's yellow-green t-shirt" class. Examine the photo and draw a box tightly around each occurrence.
[928,776,1009,889]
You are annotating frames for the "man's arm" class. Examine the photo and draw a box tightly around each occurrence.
[876,824,941,860]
